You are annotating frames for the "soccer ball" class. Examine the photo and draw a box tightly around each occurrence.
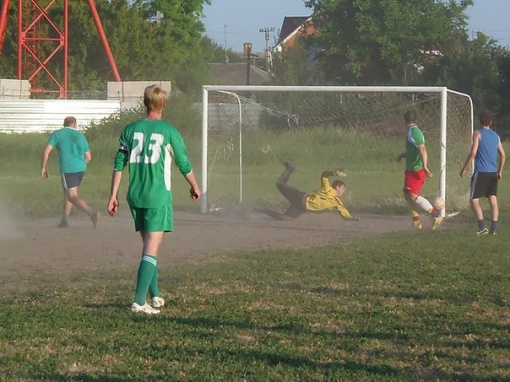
[433,196,445,210]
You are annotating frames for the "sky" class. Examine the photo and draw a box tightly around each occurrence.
[202,0,510,54]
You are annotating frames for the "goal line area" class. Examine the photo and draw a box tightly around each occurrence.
[200,86,473,216]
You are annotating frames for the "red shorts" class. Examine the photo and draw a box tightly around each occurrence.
[403,169,425,195]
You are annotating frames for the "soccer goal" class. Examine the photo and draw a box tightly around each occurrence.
[201,86,473,215]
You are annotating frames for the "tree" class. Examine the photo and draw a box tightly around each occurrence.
[200,36,244,64]
[303,0,474,85]
[271,40,322,85]
[0,0,212,94]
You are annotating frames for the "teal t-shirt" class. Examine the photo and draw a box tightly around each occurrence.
[113,119,193,208]
[47,127,90,174]
[405,125,425,171]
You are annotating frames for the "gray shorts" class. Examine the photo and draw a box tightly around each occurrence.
[61,172,84,190]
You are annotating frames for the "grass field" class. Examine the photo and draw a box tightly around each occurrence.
[1,229,509,381]
[0,130,509,381]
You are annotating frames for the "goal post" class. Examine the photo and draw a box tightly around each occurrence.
[201,85,473,215]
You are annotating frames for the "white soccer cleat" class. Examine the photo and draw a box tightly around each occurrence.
[130,302,160,315]
[476,228,489,236]
[151,297,165,308]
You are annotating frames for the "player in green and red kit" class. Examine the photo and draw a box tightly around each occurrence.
[396,111,443,230]
[108,85,200,315]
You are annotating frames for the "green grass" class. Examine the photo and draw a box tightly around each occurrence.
[1,127,509,217]
[1,227,509,381]
[1,129,509,380]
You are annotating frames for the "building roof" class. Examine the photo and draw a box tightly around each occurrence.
[207,63,271,86]
[278,16,311,44]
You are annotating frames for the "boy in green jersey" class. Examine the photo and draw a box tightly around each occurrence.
[108,85,200,315]
[396,111,442,230]
[41,116,99,228]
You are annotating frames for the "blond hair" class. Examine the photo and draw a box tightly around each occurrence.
[144,85,168,111]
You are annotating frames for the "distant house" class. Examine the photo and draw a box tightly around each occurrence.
[274,15,314,53]
[207,62,271,86]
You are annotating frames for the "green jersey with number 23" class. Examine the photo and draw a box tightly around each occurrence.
[114,119,193,208]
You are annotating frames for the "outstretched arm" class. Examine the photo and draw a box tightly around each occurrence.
[336,200,360,221]
[321,168,346,178]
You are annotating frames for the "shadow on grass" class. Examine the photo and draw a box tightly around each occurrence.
[277,282,506,306]
[82,302,128,310]
[24,374,127,382]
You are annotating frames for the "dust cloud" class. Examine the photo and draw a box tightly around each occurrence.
[0,197,23,240]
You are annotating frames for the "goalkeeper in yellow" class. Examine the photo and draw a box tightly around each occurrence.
[256,162,360,221]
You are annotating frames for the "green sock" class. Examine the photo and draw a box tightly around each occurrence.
[134,254,157,305]
[149,260,161,299]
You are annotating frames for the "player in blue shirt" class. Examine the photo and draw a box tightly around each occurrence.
[460,112,506,235]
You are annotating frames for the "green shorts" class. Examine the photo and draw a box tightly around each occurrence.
[129,203,174,233]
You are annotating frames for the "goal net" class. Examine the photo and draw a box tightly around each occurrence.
[201,86,473,216]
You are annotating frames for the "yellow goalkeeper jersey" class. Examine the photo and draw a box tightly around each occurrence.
[305,175,353,219]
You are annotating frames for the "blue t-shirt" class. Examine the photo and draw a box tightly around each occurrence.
[47,127,90,174]
[475,128,500,172]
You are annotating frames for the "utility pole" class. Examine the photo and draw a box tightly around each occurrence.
[223,24,229,64]
[259,27,275,69]
[243,42,258,85]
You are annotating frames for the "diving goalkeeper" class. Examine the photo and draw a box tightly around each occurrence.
[255,162,360,221]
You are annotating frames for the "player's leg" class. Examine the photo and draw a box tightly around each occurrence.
[59,189,72,227]
[133,230,164,305]
[470,172,490,235]
[404,194,422,229]
[470,198,487,235]
[134,204,172,312]
[254,207,287,220]
[63,172,99,228]
[488,195,499,234]
[283,204,306,219]
[487,174,499,235]
[276,161,295,186]
[65,187,91,214]
[143,228,165,308]
[403,170,427,228]
[404,169,442,229]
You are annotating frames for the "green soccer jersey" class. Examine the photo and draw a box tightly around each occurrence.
[47,127,90,174]
[113,119,193,208]
[405,125,425,171]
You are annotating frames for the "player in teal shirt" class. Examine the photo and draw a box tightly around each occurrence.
[108,85,201,315]
[41,116,99,228]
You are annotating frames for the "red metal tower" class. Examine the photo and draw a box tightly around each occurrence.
[0,0,121,98]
